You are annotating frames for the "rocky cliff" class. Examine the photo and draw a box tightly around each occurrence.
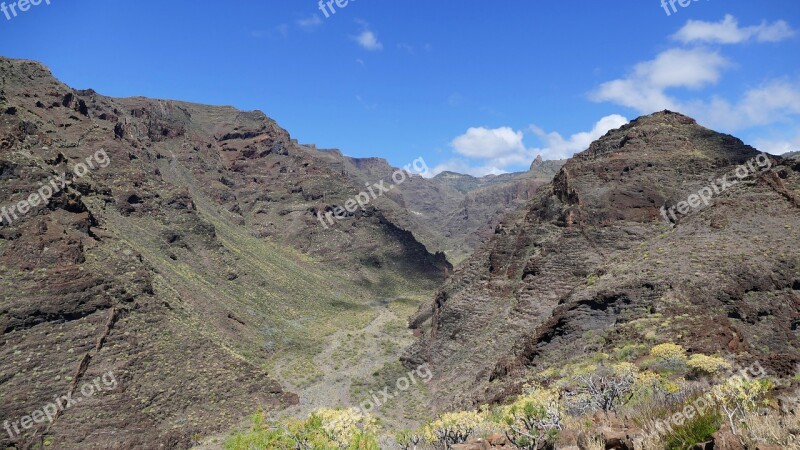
[405,111,800,411]
[0,57,452,448]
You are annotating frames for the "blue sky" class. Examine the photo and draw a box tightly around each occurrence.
[0,1,798,176]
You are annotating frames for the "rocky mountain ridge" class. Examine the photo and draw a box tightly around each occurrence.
[405,111,800,411]
[318,153,565,264]
[0,57,458,448]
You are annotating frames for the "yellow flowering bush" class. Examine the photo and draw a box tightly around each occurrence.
[564,364,638,415]
[714,378,773,433]
[648,343,690,374]
[649,343,687,362]
[495,385,562,450]
[688,354,731,374]
[395,429,422,450]
[314,408,379,448]
[611,362,638,376]
[225,408,379,450]
[422,410,488,447]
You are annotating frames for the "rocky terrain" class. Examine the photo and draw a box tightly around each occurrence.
[406,111,800,411]
[3,55,799,450]
[318,153,564,264]
[0,57,458,448]
[406,157,564,264]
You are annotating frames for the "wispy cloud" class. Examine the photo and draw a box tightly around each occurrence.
[591,15,800,131]
[251,24,290,39]
[751,134,800,155]
[448,93,464,107]
[354,30,383,51]
[297,14,323,31]
[397,43,415,54]
[672,15,795,45]
[590,48,729,112]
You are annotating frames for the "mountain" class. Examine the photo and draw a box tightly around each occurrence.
[420,160,564,264]
[0,57,455,448]
[405,110,800,410]
[10,54,797,449]
[314,153,564,264]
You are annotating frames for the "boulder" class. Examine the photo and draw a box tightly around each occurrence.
[487,433,509,446]
[711,425,744,450]
[451,440,491,450]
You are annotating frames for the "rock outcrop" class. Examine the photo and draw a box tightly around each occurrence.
[406,111,800,411]
[0,57,450,448]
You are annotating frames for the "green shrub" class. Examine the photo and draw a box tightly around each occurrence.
[495,385,562,450]
[422,410,488,448]
[225,408,379,450]
[664,409,722,450]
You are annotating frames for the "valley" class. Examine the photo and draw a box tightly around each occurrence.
[0,57,799,450]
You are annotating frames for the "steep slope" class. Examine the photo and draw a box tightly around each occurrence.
[311,151,563,264]
[405,111,800,410]
[0,57,449,448]
[425,158,564,263]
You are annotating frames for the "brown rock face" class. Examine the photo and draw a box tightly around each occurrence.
[712,425,745,450]
[0,57,451,448]
[318,153,564,264]
[405,111,800,410]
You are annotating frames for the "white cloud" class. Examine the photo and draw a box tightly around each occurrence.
[452,127,526,160]
[531,114,629,160]
[274,24,290,38]
[439,115,629,176]
[297,15,323,31]
[448,93,464,107]
[354,30,383,51]
[591,44,800,131]
[684,80,800,130]
[750,134,800,155]
[591,48,728,112]
[672,15,795,44]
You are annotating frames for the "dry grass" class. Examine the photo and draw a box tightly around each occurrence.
[639,432,667,450]
[740,409,800,449]
[585,435,606,450]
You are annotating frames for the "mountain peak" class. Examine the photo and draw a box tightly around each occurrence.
[530,154,544,170]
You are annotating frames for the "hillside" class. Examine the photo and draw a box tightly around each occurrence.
[314,153,564,264]
[3,55,799,449]
[0,57,452,448]
[405,111,800,410]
